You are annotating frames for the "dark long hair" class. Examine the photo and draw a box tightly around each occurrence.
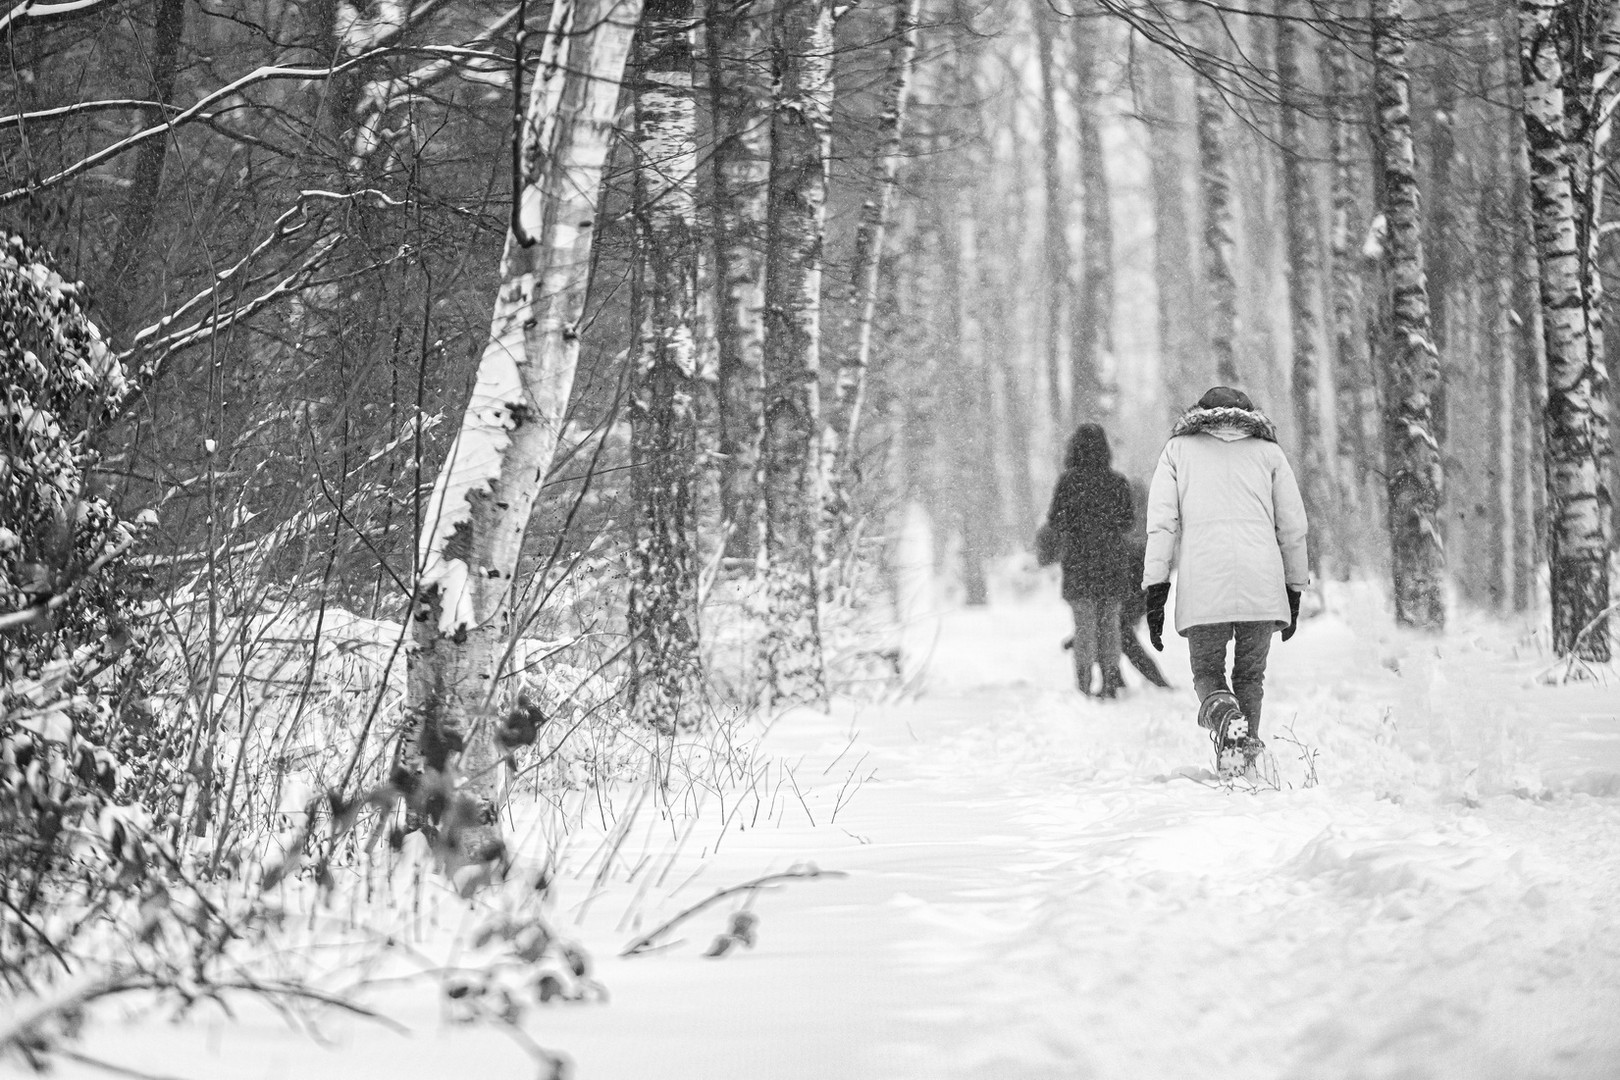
[1064,423,1113,473]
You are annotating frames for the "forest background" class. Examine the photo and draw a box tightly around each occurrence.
[0,0,1614,1068]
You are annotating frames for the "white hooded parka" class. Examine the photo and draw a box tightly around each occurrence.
[1142,406,1310,634]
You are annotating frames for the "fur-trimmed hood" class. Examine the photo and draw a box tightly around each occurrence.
[1171,405,1278,443]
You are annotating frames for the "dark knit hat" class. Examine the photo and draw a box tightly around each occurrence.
[1197,385,1254,411]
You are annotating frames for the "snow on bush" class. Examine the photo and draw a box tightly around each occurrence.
[0,232,170,1011]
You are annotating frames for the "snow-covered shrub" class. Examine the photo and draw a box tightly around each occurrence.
[0,232,161,957]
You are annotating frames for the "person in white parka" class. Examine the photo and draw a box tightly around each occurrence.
[1140,386,1310,736]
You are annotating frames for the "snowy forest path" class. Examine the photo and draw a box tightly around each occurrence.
[544,592,1620,1079]
[60,591,1620,1080]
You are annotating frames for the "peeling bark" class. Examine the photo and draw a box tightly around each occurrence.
[406,0,641,826]
[707,0,771,561]
[760,0,834,705]
[1519,0,1614,660]
[627,0,702,733]
[1371,0,1446,630]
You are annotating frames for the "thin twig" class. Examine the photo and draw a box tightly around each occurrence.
[620,865,846,957]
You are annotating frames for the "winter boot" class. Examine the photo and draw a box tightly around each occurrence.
[1197,690,1249,773]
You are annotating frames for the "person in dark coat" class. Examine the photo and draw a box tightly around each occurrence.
[1058,480,1174,690]
[1043,424,1134,697]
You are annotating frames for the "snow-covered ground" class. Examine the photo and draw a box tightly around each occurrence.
[42,582,1620,1080]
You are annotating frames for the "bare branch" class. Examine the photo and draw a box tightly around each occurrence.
[620,865,847,956]
[0,47,511,205]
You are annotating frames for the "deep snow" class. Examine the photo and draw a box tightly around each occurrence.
[32,580,1620,1080]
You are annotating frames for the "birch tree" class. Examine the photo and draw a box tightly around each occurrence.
[1519,0,1614,661]
[824,0,920,537]
[1321,30,1379,514]
[407,0,642,836]
[1033,0,1072,427]
[1193,13,1242,386]
[1276,0,1333,578]
[1483,104,1520,611]
[1072,17,1114,423]
[707,0,771,560]
[627,0,702,733]
[760,0,835,704]
[1371,0,1446,630]
[1143,51,1204,412]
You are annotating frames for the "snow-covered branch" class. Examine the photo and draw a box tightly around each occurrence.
[0,0,115,33]
[350,3,523,168]
[0,47,507,206]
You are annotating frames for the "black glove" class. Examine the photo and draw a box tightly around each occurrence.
[1281,587,1302,641]
[1143,582,1171,652]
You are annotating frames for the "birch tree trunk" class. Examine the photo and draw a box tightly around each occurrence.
[824,0,919,537]
[1277,0,1332,580]
[627,0,701,734]
[760,0,834,704]
[407,0,641,837]
[946,198,993,606]
[1032,0,1071,427]
[1371,0,1446,630]
[1144,52,1204,412]
[1193,14,1241,386]
[1514,126,1550,615]
[1483,112,1519,612]
[707,0,771,561]
[1519,0,1614,660]
[1071,18,1113,423]
[1322,32,1380,551]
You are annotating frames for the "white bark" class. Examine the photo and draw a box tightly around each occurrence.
[1193,12,1240,386]
[760,0,835,705]
[408,0,642,827]
[1372,0,1446,630]
[1519,0,1614,660]
[627,0,702,733]
[823,0,919,541]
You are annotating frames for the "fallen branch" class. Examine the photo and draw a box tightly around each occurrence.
[620,864,846,957]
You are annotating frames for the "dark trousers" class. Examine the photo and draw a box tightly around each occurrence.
[1070,598,1123,695]
[1186,621,1274,732]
